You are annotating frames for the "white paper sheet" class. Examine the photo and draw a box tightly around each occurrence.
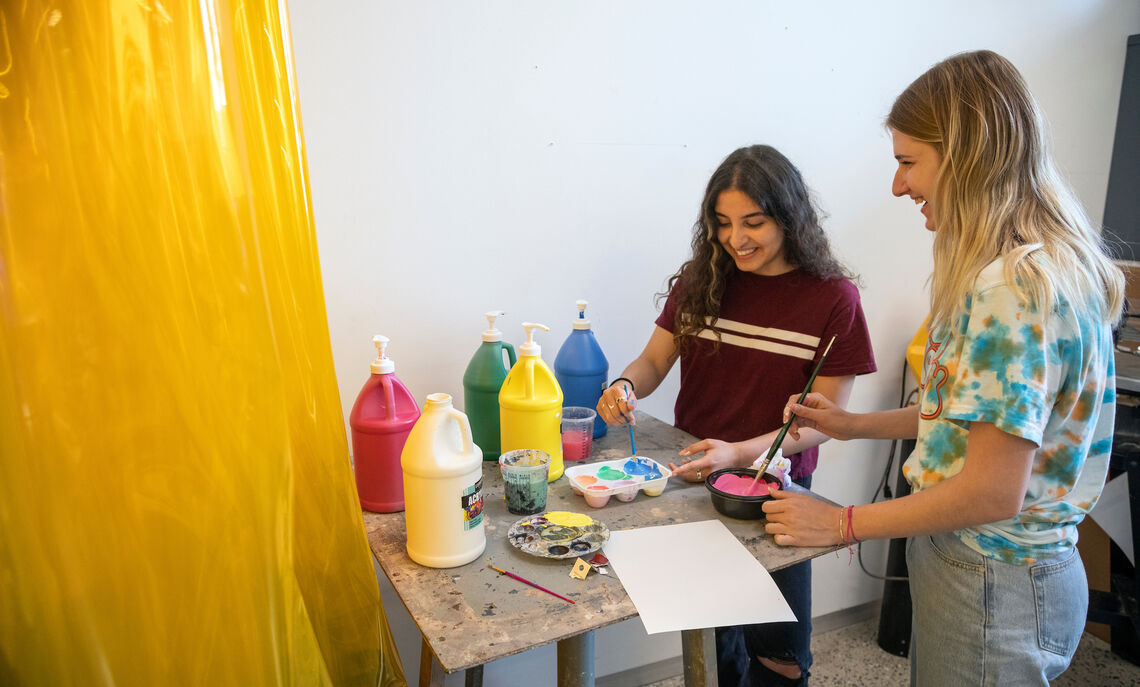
[1090,473,1134,565]
[603,520,795,634]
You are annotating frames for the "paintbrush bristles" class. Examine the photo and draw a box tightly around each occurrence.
[750,334,838,485]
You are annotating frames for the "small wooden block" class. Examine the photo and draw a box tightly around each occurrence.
[569,558,591,579]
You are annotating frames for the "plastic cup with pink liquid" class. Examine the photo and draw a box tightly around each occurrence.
[561,406,597,461]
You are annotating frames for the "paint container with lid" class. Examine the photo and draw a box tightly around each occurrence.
[462,310,516,461]
[553,300,609,439]
[349,335,420,512]
[499,323,565,481]
[401,393,486,568]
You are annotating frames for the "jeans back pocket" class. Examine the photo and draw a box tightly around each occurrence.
[1031,549,1087,656]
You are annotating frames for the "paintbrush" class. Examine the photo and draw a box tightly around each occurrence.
[751,334,838,485]
[620,386,637,457]
[488,564,576,604]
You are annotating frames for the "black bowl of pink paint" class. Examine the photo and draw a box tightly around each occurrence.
[704,468,781,520]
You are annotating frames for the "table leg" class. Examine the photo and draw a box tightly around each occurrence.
[681,628,717,686]
[556,630,595,687]
[418,637,446,687]
[464,664,484,687]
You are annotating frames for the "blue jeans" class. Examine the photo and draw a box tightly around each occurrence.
[717,475,813,687]
[906,531,1087,686]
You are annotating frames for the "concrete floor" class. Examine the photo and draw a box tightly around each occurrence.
[640,618,1140,686]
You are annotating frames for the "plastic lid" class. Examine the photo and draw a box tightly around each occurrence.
[572,299,591,330]
[482,310,505,342]
[370,335,395,374]
[519,322,549,357]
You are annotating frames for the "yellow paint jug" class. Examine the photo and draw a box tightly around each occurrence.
[499,323,565,481]
[401,393,486,568]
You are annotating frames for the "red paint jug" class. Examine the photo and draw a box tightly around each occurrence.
[350,335,420,512]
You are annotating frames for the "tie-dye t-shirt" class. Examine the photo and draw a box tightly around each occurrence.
[903,258,1116,565]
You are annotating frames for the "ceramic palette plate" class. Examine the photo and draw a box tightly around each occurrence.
[507,512,610,559]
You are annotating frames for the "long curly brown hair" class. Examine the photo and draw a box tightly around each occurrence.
[661,145,853,354]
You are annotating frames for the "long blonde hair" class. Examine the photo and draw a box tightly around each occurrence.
[888,50,1123,331]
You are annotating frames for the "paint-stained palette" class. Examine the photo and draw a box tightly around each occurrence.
[507,511,610,559]
[564,456,671,508]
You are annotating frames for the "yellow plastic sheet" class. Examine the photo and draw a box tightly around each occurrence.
[0,3,405,685]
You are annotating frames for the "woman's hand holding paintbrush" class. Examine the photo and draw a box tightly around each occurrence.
[597,380,637,426]
[781,392,862,442]
[672,336,839,485]
[750,334,838,484]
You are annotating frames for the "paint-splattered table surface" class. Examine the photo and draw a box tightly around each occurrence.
[362,410,838,674]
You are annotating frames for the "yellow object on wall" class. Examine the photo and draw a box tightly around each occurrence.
[0,3,404,685]
[906,317,930,385]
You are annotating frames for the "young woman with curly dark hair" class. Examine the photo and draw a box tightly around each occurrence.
[597,144,877,685]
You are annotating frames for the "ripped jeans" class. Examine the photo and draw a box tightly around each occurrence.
[716,475,813,687]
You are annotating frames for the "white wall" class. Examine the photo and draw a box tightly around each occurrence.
[288,2,1140,683]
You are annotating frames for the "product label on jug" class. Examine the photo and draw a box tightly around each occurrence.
[461,478,484,530]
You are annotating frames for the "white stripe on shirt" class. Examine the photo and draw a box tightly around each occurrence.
[702,316,821,348]
[696,329,816,360]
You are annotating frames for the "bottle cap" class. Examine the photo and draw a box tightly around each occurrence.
[370,335,395,374]
[482,310,505,342]
[520,322,549,357]
[572,299,591,330]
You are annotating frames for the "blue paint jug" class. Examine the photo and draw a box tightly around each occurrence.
[553,300,609,438]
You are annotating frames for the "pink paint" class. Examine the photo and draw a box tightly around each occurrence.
[562,427,592,461]
[713,474,779,497]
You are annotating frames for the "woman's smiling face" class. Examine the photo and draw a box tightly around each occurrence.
[891,129,942,231]
[714,188,792,276]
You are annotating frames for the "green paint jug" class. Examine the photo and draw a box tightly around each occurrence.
[462,311,516,461]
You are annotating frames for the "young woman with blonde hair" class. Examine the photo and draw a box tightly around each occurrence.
[764,50,1124,684]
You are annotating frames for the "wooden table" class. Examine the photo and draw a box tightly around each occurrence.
[363,410,838,687]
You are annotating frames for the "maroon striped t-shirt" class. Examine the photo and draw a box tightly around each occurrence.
[656,269,877,479]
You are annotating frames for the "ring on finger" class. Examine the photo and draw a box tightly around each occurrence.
[695,469,702,480]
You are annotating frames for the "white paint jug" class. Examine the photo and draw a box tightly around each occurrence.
[401,392,486,568]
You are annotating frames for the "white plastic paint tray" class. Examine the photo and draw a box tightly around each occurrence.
[564,456,671,508]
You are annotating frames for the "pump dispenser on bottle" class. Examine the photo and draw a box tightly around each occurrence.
[462,311,517,461]
[349,335,421,512]
[499,323,565,481]
[554,299,610,439]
